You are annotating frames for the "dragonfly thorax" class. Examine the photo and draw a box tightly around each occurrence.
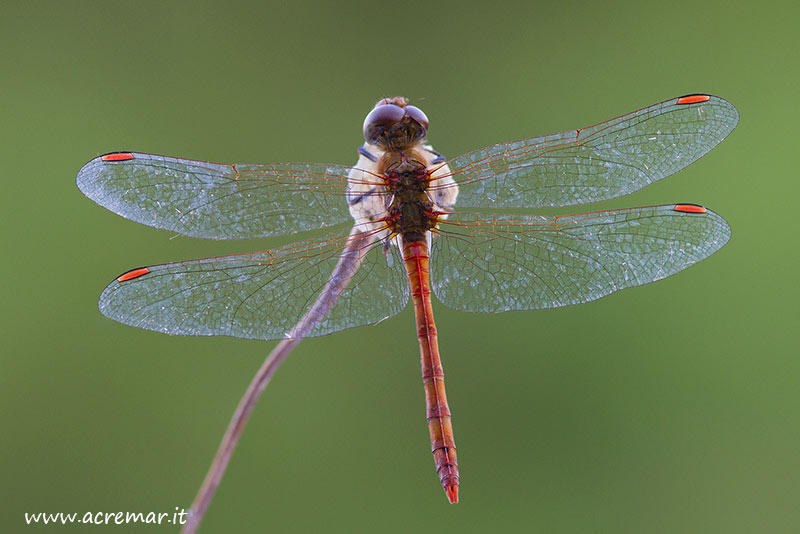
[382,151,429,190]
[387,195,438,236]
[381,152,439,235]
[346,142,458,247]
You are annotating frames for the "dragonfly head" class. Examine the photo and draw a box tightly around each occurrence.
[363,96,429,149]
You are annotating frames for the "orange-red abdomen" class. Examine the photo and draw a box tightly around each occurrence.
[402,235,459,503]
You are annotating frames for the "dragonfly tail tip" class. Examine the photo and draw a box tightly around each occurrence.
[445,484,459,504]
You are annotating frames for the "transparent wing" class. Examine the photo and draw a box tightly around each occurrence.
[431,205,730,312]
[76,152,377,239]
[98,226,409,340]
[442,95,738,208]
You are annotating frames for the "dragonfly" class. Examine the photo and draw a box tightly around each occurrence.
[77,93,738,504]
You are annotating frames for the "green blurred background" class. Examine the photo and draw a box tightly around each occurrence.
[2,0,798,532]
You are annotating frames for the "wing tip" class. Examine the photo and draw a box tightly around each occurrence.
[671,203,732,248]
[674,93,740,130]
[76,151,134,191]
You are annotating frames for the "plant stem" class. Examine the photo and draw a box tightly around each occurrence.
[181,226,370,534]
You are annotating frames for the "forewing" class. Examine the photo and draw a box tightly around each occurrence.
[77,152,367,239]
[431,205,730,312]
[445,95,738,208]
[98,227,409,340]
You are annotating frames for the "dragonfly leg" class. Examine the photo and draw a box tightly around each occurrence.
[347,187,376,206]
[357,145,378,162]
[424,147,446,164]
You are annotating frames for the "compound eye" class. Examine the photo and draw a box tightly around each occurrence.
[404,105,429,130]
[363,104,405,143]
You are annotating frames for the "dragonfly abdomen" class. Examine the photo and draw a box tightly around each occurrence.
[402,234,459,503]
